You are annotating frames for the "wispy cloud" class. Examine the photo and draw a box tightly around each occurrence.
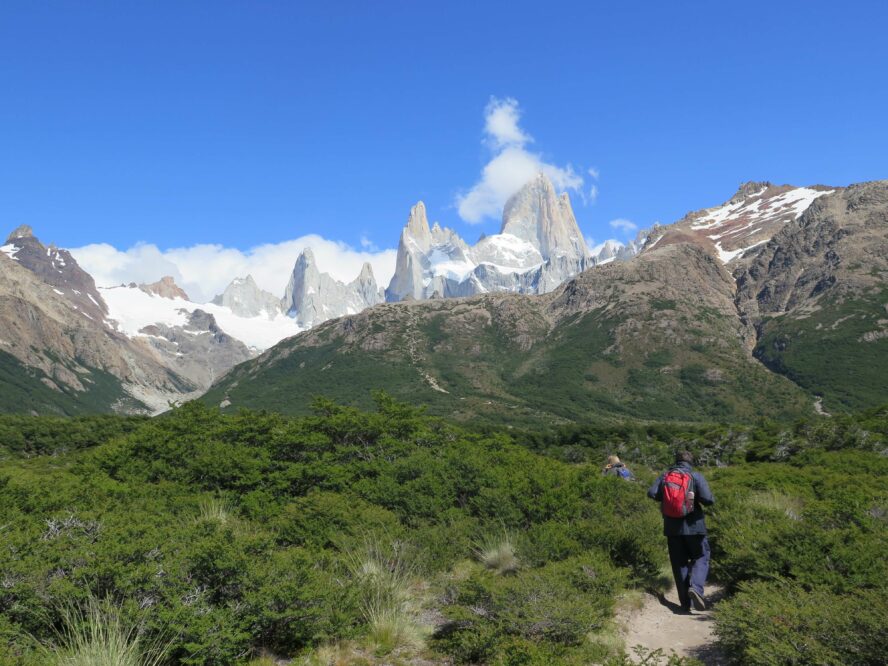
[609,218,638,235]
[587,168,600,203]
[69,237,397,303]
[456,97,585,224]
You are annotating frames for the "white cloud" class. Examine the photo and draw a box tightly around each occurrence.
[587,167,600,180]
[457,97,585,224]
[609,218,638,234]
[483,97,532,149]
[69,236,398,304]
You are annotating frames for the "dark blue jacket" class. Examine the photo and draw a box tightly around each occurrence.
[647,462,715,536]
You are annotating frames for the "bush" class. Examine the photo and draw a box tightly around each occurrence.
[436,553,627,661]
[716,580,888,665]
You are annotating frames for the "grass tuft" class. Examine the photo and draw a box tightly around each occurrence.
[346,537,426,656]
[195,497,235,524]
[49,597,166,666]
[473,529,520,575]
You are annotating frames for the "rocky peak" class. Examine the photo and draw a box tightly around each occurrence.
[283,249,384,328]
[298,247,317,267]
[501,172,589,261]
[6,225,34,243]
[139,276,189,300]
[501,172,556,246]
[1,226,108,321]
[354,262,376,283]
[593,239,623,262]
[211,274,282,319]
[404,202,433,252]
[730,181,772,203]
[386,173,591,302]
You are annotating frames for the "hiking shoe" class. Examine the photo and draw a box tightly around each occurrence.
[689,588,707,611]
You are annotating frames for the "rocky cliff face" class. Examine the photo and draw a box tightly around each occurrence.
[736,182,888,317]
[212,275,282,318]
[281,248,384,328]
[732,182,888,410]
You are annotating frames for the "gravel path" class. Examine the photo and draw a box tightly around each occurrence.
[619,584,728,664]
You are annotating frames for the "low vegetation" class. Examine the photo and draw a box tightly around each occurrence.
[0,397,885,664]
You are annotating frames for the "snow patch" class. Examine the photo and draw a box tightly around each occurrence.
[428,249,476,281]
[101,285,303,350]
[714,239,768,264]
[0,244,20,260]
[693,187,833,233]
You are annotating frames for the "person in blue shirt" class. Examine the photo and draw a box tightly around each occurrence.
[602,455,634,480]
[647,450,715,612]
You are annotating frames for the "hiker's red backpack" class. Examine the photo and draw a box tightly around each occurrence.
[661,467,695,518]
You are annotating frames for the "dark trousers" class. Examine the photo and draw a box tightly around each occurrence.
[666,535,710,609]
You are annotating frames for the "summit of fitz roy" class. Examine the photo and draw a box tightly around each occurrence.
[1,172,886,418]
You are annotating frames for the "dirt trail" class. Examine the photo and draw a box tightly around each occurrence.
[618,585,727,664]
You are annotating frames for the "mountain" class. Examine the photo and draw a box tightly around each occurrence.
[136,308,253,388]
[4,177,884,420]
[735,180,888,410]
[0,228,289,415]
[203,239,811,425]
[281,248,384,328]
[658,181,835,265]
[100,281,299,354]
[385,174,597,302]
[211,275,282,318]
[2,225,109,323]
[0,228,195,414]
[204,180,888,424]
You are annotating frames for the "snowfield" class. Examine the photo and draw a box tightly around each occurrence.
[100,285,303,351]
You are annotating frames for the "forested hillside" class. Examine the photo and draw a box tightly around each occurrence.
[1,399,885,665]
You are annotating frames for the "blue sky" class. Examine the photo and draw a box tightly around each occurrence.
[1,1,887,295]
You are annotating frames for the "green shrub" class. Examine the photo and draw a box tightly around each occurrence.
[437,553,626,660]
[716,580,888,665]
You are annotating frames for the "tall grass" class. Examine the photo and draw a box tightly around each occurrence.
[49,598,165,666]
[195,497,235,524]
[748,490,804,520]
[346,537,425,655]
[473,528,520,575]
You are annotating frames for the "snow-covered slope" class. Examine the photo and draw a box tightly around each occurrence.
[656,182,836,265]
[102,284,303,350]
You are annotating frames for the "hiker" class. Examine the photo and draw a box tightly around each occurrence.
[647,451,714,612]
[602,455,634,480]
